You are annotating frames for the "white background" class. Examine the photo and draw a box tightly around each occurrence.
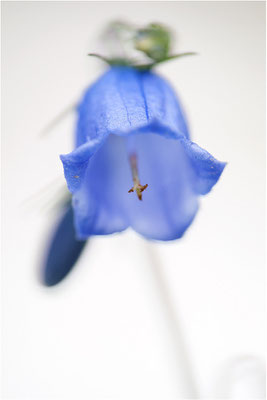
[2,2,265,399]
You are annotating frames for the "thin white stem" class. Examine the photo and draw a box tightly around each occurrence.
[40,102,77,136]
[143,240,199,398]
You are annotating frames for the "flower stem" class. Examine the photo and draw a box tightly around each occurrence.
[40,102,77,136]
[143,241,199,398]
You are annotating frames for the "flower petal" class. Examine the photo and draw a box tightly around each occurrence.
[60,137,105,193]
[71,134,130,239]
[124,134,225,239]
[181,139,227,195]
[70,131,225,241]
[75,66,189,147]
[42,205,87,286]
[139,70,190,138]
[66,132,225,241]
[123,133,200,240]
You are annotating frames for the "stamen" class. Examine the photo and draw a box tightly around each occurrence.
[128,153,148,201]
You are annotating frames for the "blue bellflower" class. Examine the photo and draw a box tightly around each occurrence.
[60,66,226,241]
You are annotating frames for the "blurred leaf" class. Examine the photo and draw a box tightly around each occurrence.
[42,204,87,286]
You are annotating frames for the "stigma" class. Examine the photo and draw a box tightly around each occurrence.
[128,153,148,201]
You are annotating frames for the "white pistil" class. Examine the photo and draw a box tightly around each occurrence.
[128,153,148,201]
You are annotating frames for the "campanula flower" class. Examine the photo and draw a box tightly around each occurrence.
[60,66,226,241]
[42,22,226,286]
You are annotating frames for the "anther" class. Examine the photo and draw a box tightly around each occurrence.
[128,153,148,201]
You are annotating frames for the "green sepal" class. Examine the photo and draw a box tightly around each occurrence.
[88,52,197,71]
[88,21,197,71]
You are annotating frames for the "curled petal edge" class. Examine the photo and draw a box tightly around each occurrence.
[180,138,227,195]
[60,135,107,193]
[60,130,226,198]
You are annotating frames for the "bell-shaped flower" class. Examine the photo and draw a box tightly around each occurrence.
[60,66,226,241]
